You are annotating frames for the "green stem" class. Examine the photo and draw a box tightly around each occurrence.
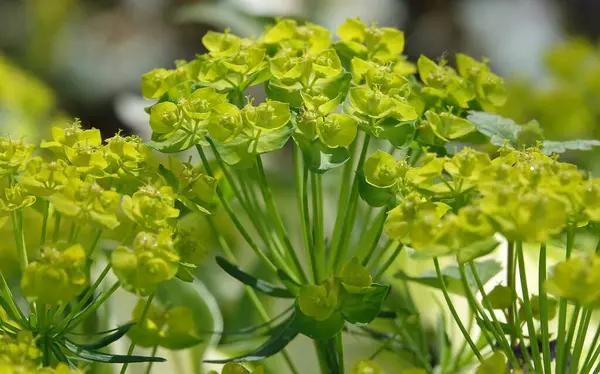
[582,323,600,371]
[120,294,155,374]
[40,199,49,246]
[516,242,543,373]
[331,135,371,273]
[571,308,592,372]
[512,287,534,373]
[334,332,345,374]
[0,272,26,325]
[360,209,387,266]
[11,210,27,272]
[328,138,358,271]
[195,145,278,275]
[62,281,120,334]
[433,257,482,361]
[145,346,158,374]
[457,265,495,348]
[506,241,516,346]
[52,212,61,243]
[556,224,575,373]
[255,156,307,282]
[538,243,552,374]
[469,261,520,368]
[205,216,299,374]
[373,242,403,280]
[294,143,316,283]
[311,172,324,283]
[582,340,600,374]
[87,230,103,258]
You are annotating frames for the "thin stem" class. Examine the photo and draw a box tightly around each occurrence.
[582,338,600,374]
[556,224,575,373]
[311,172,324,283]
[433,257,482,361]
[64,281,120,334]
[538,243,552,374]
[87,229,103,258]
[205,216,299,374]
[52,213,61,243]
[120,294,155,374]
[560,304,581,374]
[0,272,26,325]
[40,199,49,246]
[516,242,543,373]
[571,308,592,372]
[294,142,315,283]
[331,135,371,273]
[328,138,358,270]
[145,346,158,374]
[373,242,403,280]
[334,332,345,374]
[582,324,600,371]
[469,261,520,368]
[11,211,27,272]
[506,241,516,345]
[255,156,307,282]
[195,145,278,274]
[360,209,387,266]
[457,265,495,348]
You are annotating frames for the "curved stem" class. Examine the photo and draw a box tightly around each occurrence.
[195,145,278,275]
[294,143,316,283]
[373,242,403,280]
[433,257,482,361]
[120,294,155,374]
[538,243,552,373]
[556,224,575,374]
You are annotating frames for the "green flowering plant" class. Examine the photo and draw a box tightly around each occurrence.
[2,17,600,374]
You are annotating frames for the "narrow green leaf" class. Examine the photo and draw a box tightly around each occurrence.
[216,256,294,298]
[205,316,298,363]
[395,260,502,296]
[339,284,390,325]
[61,339,166,363]
[77,323,136,350]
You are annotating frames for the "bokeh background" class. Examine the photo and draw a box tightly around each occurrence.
[2,0,600,373]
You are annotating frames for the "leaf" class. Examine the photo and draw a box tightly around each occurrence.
[292,301,345,340]
[358,171,396,207]
[250,124,295,154]
[339,284,390,325]
[541,139,600,155]
[205,315,298,363]
[293,135,350,174]
[467,111,520,147]
[317,71,352,102]
[155,278,222,352]
[381,120,416,149]
[240,66,272,91]
[211,137,255,169]
[475,351,507,374]
[475,317,517,337]
[77,323,136,350]
[216,256,294,298]
[265,81,303,108]
[61,339,166,363]
[456,237,500,264]
[395,260,502,296]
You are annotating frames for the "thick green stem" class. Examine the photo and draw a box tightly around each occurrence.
[556,224,575,373]
[120,294,155,374]
[516,242,543,373]
[433,257,482,361]
[310,172,325,283]
[571,308,592,372]
[334,332,345,374]
[538,243,552,373]
[11,210,27,272]
[506,241,516,346]
[0,272,26,325]
[195,145,278,275]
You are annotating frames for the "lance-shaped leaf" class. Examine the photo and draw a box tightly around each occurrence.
[216,256,294,298]
[205,315,298,363]
[76,323,136,350]
[61,339,166,363]
[395,260,502,296]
